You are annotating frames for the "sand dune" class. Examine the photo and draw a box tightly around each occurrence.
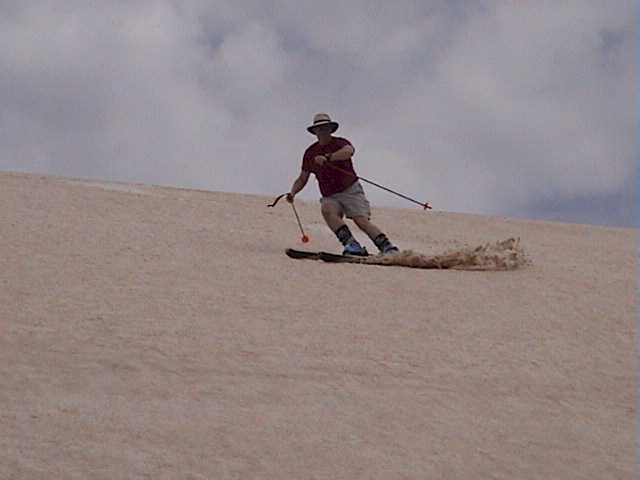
[0,171,636,479]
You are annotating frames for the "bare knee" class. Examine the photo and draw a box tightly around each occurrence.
[321,201,343,219]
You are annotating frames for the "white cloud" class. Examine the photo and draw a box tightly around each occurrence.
[0,0,635,225]
[435,1,634,206]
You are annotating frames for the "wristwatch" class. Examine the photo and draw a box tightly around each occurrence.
[324,153,332,162]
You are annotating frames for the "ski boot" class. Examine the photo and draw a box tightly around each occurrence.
[343,240,369,257]
[382,244,399,255]
[374,233,399,255]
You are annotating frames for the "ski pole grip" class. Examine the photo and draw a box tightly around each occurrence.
[267,193,287,207]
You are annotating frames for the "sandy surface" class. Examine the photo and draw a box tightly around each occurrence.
[0,171,636,479]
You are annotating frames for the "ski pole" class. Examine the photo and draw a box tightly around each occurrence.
[290,201,310,243]
[325,163,432,210]
[267,193,310,243]
[267,193,287,207]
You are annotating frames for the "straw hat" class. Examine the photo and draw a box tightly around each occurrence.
[307,113,339,134]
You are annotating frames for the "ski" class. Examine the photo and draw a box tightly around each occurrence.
[318,251,371,264]
[285,248,370,262]
[288,249,452,269]
[285,248,372,263]
[285,248,321,260]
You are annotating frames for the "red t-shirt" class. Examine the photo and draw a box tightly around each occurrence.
[302,137,358,197]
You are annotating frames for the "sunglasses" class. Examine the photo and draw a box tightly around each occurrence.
[312,124,333,133]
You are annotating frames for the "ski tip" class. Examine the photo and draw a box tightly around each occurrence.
[285,248,320,259]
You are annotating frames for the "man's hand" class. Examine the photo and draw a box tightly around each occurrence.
[286,192,295,203]
[314,154,329,166]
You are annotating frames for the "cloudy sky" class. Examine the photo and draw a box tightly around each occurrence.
[0,1,636,227]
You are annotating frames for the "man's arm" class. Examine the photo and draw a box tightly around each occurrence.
[287,170,310,202]
[326,144,354,162]
[315,143,355,166]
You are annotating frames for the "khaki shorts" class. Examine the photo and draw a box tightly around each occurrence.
[320,181,371,219]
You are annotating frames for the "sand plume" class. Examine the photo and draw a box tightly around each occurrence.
[361,237,527,270]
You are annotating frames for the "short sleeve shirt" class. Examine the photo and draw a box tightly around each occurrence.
[302,137,358,197]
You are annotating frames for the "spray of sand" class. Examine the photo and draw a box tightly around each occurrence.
[362,237,528,270]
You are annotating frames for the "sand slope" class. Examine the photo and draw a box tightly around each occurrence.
[0,172,636,479]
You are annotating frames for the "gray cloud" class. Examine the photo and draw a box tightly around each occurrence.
[0,0,635,226]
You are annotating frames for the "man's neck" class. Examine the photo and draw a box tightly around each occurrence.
[318,135,332,146]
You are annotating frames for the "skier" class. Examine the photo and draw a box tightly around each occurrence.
[287,113,399,256]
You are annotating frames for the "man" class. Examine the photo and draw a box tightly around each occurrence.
[287,113,399,256]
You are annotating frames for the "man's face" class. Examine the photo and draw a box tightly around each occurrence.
[313,124,333,138]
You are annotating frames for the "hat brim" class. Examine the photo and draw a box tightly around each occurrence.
[307,122,339,134]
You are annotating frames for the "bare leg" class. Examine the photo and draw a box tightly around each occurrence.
[353,216,398,253]
[352,216,383,240]
[321,200,345,232]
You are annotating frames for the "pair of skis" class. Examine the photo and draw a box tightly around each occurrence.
[285,248,372,265]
